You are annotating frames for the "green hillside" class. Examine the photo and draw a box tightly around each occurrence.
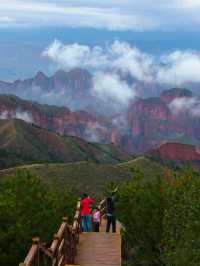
[0,157,163,196]
[0,119,130,169]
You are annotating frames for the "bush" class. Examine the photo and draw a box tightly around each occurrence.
[0,170,77,265]
[117,166,200,266]
[162,167,200,265]
[117,168,164,266]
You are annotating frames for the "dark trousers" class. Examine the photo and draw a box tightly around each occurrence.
[93,222,100,232]
[106,215,116,233]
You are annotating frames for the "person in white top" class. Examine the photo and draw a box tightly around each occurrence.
[93,207,100,232]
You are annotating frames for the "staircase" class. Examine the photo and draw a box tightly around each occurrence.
[19,199,122,266]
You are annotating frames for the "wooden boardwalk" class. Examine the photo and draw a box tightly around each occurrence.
[76,218,121,266]
[20,199,121,266]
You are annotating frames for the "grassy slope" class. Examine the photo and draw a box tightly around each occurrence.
[0,119,130,169]
[0,157,163,196]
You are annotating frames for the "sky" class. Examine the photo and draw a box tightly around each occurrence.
[1,0,200,30]
[1,0,200,80]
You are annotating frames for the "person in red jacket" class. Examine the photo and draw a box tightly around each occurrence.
[81,194,94,232]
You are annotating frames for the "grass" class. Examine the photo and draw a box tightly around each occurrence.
[0,156,163,197]
[0,119,131,169]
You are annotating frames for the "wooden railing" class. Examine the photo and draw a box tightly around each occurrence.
[19,199,81,266]
[19,198,106,266]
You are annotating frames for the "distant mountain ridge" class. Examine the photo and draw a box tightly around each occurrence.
[0,68,91,96]
[0,119,130,169]
[0,68,93,111]
[0,87,200,153]
[0,94,119,147]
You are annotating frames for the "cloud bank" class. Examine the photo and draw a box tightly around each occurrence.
[43,40,139,106]
[44,40,200,87]
[1,0,200,31]
[43,40,154,82]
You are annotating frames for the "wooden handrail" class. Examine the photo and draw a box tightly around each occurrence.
[19,199,81,266]
[23,237,40,266]
[19,198,106,266]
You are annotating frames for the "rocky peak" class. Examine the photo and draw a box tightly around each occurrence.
[67,68,91,78]
[13,79,22,84]
[35,71,47,82]
[129,97,168,118]
[54,69,68,79]
[161,88,193,104]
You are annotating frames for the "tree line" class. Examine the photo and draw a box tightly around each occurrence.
[0,166,200,265]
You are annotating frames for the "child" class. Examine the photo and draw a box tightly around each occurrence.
[93,207,100,232]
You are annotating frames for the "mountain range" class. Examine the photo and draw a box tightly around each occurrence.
[0,69,200,154]
[0,90,200,153]
[0,68,170,114]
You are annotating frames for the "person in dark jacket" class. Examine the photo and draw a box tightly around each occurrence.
[106,196,116,233]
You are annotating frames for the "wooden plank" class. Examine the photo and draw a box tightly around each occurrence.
[76,219,121,266]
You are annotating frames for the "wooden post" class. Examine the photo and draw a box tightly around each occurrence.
[71,229,76,264]
[32,237,40,244]
[62,217,68,223]
[21,237,40,266]
[32,237,40,266]
[63,217,68,264]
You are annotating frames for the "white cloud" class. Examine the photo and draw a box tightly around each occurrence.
[109,41,154,82]
[43,40,200,87]
[84,121,105,142]
[0,16,15,23]
[43,40,96,70]
[0,110,33,123]
[112,113,128,133]
[15,110,33,123]
[0,111,9,119]
[43,40,154,82]
[92,72,134,105]
[169,97,200,117]
[157,51,200,85]
[181,0,200,8]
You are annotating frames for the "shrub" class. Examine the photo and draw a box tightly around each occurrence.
[117,168,164,266]
[162,167,200,265]
[0,170,77,265]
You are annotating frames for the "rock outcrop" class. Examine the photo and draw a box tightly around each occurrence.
[147,142,200,162]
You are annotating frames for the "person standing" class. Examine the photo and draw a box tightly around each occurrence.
[106,196,116,233]
[81,194,94,232]
[93,207,101,232]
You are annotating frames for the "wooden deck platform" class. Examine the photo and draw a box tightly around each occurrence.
[75,218,121,266]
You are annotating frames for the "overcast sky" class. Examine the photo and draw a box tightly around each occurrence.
[1,0,200,31]
[1,0,200,81]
